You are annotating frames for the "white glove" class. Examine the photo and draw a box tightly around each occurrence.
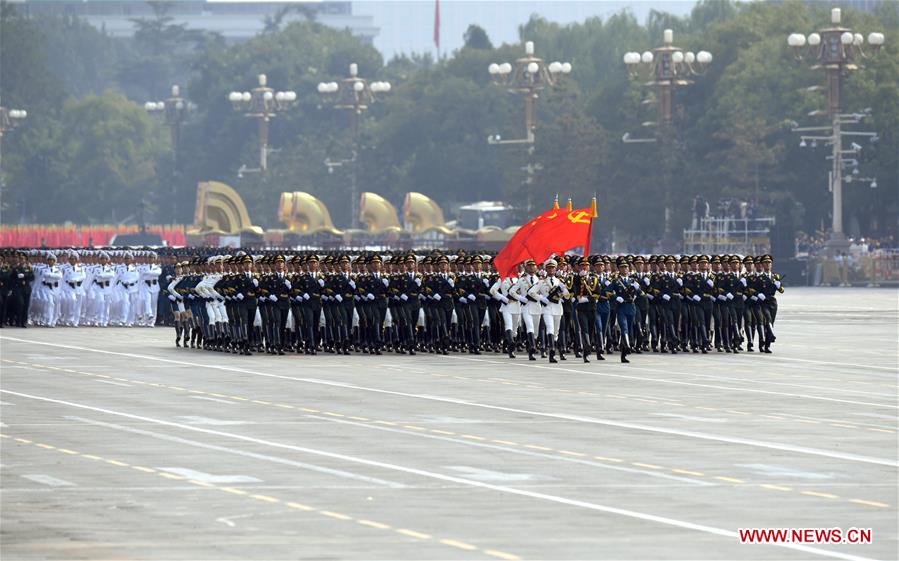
[317,278,324,287]
[750,295,758,301]
[459,297,467,303]
[447,278,454,288]
[717,295,726,301]
[516,295,528,304]
[742,294,747,301]
[539,296,550,305]
[577,296,588,304]
[433,294,441,301]
[303,293,310,300]
[284,280,291,289]
[499,295,509,304]
[354,295,360,301]
[482,278,490,286]
[400,293,408,301]
[692,295,700,302]
[758,293,766,301]
[632,281,640,290]
[740,277,747,287]
[167,294,176,301]
[467,294,475,301]
[414,277,421,286]
[643,277,651,285]
[237,293,244,301]
[17,273,24,279]
[774,280,781,288]
[269,294,277,302]
[188,294,195,300]
[707,278,714,287]
[367,293,375,301]
[676,278,683,286]
[323,295,331,302]
[726,292,734,300]
[252,278,258,287]
[647,294,654,300]
[382,278,389,287]
[615,296,625,304]
[662,294,671,302]
[335,294,343,303]
[349,280,356,289]
[604,280,611,287]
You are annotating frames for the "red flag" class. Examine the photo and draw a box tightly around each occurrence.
[494,207,594,278]
[433,0,440,51]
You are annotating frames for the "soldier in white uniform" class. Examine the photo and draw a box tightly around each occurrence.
[490,263,522,359]
[39,253,64,327]
[508,259,541,361]
[61,250,87,326]
[91,252,117,327]
[138,252,163,326]
[527,258,570,363]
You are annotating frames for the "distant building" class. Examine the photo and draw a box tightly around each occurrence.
[15,0,378,44]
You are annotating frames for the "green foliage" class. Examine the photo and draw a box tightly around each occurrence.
[1,0,896,242]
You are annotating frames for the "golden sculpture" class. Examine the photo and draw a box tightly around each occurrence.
[190,181,262,235]
[277,192,343,235]
[359,192,403,234]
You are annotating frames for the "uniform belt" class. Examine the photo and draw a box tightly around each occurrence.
[44,282,59,288]
[96,280,110,287]
[145,279,158,285]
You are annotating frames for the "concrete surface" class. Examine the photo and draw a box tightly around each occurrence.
[1,287,896,561]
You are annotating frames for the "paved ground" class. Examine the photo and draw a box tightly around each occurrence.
[1,287,896,561]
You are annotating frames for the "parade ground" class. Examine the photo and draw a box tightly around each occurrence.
[1,287,896,561]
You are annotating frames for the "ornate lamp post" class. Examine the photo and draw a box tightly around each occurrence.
[317,63,391,229]
[0,99,27,174]
[487,41,571,215]
[623,29,712,249]
[145,85,193,220]
[228,74,296,174]
[788,8,884,255]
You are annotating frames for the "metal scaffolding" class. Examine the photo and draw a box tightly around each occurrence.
[683,216,775,255]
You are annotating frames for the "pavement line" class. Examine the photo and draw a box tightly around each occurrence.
[21,357,891,506]
[0,400,878,561]
[801,491,839,499]
[358,519,391,529]
[485,549,522,560]
[7,433,512,557]
[671,469,704,476]
[8,337,899,460]
[714,476,745,484]
[66,415,408,489]
[397,529,431,540]
[848,499,889,508]
[760,484,792,491]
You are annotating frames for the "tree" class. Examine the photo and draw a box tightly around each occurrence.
[463,24,493,50]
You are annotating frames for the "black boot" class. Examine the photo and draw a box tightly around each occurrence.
[527,333,537,361]
[548,335,558,363]
[504,330,516,359]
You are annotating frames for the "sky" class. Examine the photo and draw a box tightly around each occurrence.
[353,1,698,59]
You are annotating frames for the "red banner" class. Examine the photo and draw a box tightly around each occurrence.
[0,225,186,248]
[494,208,593,278]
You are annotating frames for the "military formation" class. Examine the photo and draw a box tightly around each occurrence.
[0,249,162,328]
[159,249,785,363]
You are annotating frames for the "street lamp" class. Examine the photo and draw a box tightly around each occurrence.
[488,41,572,215]
[145,85,193,220]
[0,99,27,174]
[228,74,296,173]
[317,63,391,229]
[623,29,712,249]
[788,8,884,255]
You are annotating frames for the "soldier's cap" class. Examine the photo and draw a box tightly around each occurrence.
[665,255,677,264]
[625,254,635,263]
[634,255,645,263]
[544,258,558,268]
[742,255,754,264]
[524,258,536,266]
[761,254,772,263]
[689,255,699,263]
[472,255,482,264]
[679,255,691,264]
[405,254,417,264]
[338,254,350,264]
[577,256,589,266]
[436,255,450,264]
[616,256,629,267]
[730,255,742,264]
[698,255,710,264]
[240,255,253,264]
[272,254,285,263]
[306,254,319,263]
